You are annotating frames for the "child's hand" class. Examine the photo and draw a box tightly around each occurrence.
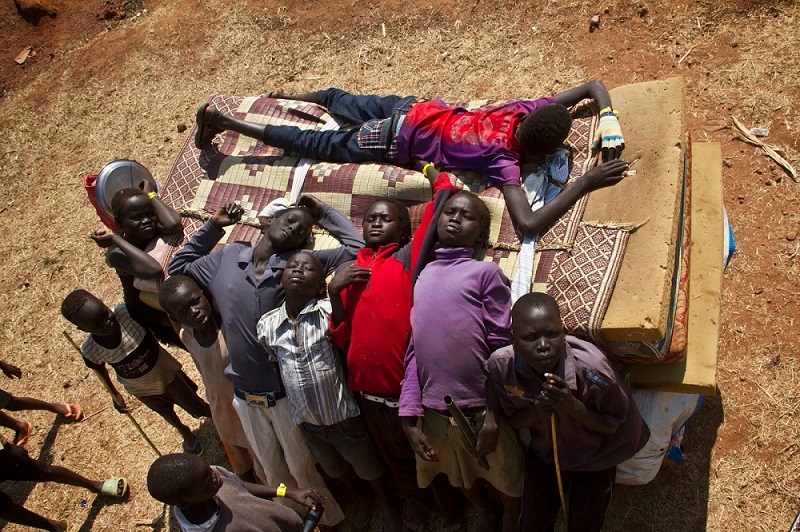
[210,203,244,229]
[0,360,22,379]
[581,159,629,190]
[403,425,438,462]
[540,373,576,413]
[112,396,129,414]
[296,195,324,220]
[90,230,118,248]
[138,180,157,194]
[286,487,326,509]
[327,264,371,295]
[592,109,625,161]
[474,421,499,458]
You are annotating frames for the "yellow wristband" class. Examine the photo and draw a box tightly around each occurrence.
[421,162,435,178]
[599,106,619,116]
[147,191,159,200]
[276,483,287,497]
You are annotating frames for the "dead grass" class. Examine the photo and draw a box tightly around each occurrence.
[0,0,799,530]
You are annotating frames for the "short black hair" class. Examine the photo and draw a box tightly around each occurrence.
[512,291,562,321]
[147,453,208,506]
[516,104,572,157]
[286,251,327,299]
[367,198,412,247]
[61,289,95,323]
[450,190,491,251]
[158,275,198,313]
[111,188,148,225]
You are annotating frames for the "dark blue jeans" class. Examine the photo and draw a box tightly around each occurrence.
[265,88,416,163]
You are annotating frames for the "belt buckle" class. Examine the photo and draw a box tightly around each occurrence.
[245,393,276,408]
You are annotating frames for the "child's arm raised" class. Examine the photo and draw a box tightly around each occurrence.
[502,159,629,238]
[92,230,164,279]
[297,195,365,272]
[553,80,624,162]
[167,203,243,281]
[140,180,182,234]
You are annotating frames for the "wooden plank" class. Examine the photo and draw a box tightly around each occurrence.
[628,142,722,395]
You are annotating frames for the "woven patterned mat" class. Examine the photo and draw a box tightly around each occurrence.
[158,94,630,342]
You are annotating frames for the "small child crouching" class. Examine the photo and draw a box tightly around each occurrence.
[257,251,392,531]
[487,292,650,531]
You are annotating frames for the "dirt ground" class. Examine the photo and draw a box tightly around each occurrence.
[0,0,798,530]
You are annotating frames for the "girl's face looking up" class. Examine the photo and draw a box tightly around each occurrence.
[120,195,158,242]
[362,201,404,249]
[437,194,485,249]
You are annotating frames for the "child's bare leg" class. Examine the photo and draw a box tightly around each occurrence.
[0,410,29,441]
[153,408,196,448]
[367,473,402,532]
[496,491,521,532]
[0,492,67,532]
[459,482,499,532]
[339,468,376,530]
[40,463,104,493]
[4,395,67,416]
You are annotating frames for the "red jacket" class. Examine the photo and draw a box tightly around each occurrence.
[329,174,454,395]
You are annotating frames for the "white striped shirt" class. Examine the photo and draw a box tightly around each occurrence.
[257,299,359,426]
[81,305,181,397]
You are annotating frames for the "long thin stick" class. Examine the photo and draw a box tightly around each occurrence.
[62,330,162,457]
[551,414,567,527]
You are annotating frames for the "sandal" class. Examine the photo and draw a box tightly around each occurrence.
[61,403,84,422]
[183,434,203,456]
[100,477,129,498]
[194,102,222,151]
[14,422,32,448]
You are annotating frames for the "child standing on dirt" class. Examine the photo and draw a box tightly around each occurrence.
[194,81,629,238]
[399,190,524,532]
[158,274,262,482]
[60,289,211,454]
[258,251,394,531]
[91,184,183,345]
[167,195,362,527]
[486,292,650,531]
[326,160,455,528]
[147,453,324,532]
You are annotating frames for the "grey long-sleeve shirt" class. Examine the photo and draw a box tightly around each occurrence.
[167,204,364,393]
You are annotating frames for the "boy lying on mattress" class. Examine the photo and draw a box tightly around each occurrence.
[194,80,629,238]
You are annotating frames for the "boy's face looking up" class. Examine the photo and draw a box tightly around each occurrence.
[281,252,325,300]
[437,194,484,249]
[266,208,313,252]
[512,303,566,375]
[163,282,213,330]
[119,195,158,242]
[180,465,223,505]
[363,201,404,249]
[71,296,119,337]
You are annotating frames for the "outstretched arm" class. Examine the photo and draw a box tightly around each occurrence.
[553,80,624,161]
[552,79,613,109]
[502,159,629,238]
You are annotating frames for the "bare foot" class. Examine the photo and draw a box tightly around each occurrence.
[13,421,32,447]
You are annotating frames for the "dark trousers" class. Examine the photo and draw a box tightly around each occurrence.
[357,396,462,523]
[265,88,414,163]
[521,449,616,532]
